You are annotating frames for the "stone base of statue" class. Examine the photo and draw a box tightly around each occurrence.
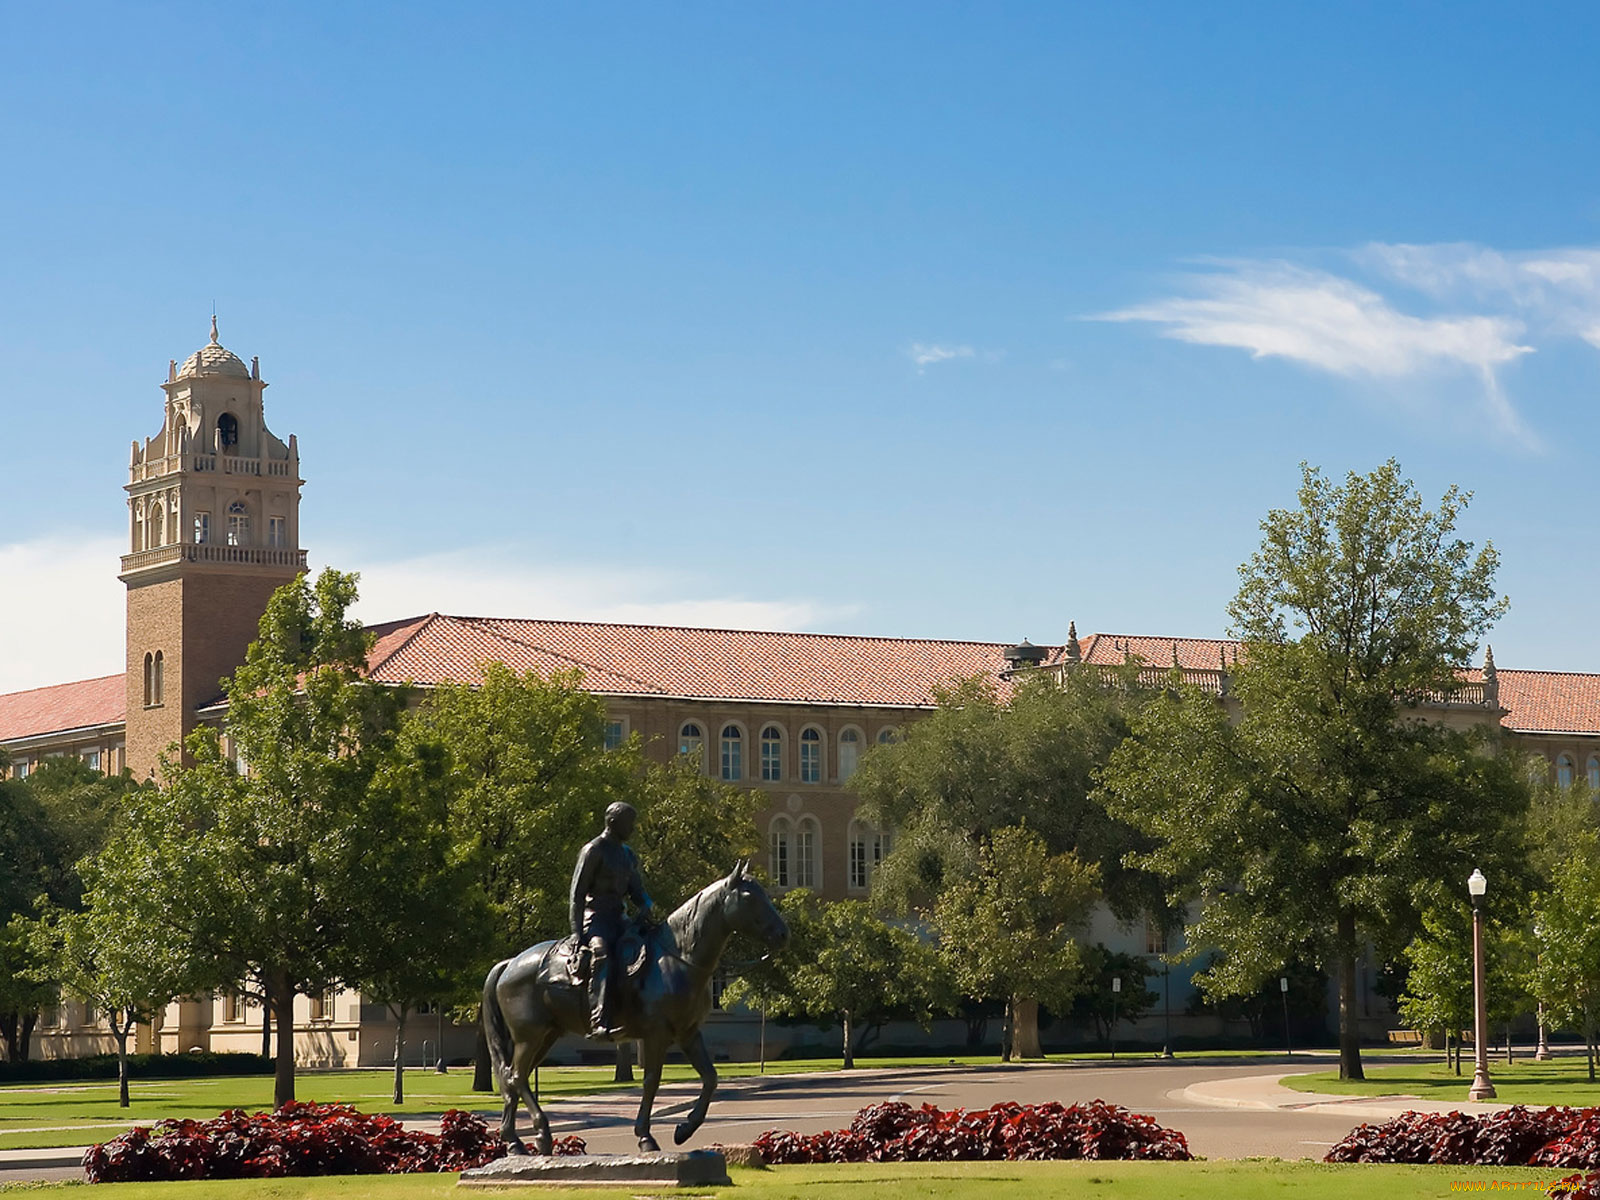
[458,1150,732,1189]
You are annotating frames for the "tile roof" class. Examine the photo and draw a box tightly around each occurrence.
[363,613,1018,708]
[0,675,125,742]
[1494,669,1600,736]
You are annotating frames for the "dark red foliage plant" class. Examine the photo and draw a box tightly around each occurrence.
[1324,1105,1600,1168]
[81,1101,582,1183]
[752,1100,1192,1164]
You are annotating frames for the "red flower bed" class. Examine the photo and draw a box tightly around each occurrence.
[1325,1106,1600,1167]
[752,1100,1192,1163]
[81,1101,585,1183]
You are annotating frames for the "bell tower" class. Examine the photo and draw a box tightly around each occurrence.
[120,320,306,777]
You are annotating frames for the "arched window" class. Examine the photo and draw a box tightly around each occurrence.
[1558,755,1575,790]
[877,727,899,745]
[1588,757,1599,792]
[769,816,793,888]
[151,651,164,706]
[227,500,250,546]
[760,725,783,781]
[152,502,166,548]
[795,816,819,888]
[134,506,146,551]
[142,653,153,707]
[848,819,892,891]
[838,727,861,782]
[678,722,704,764]
[800,727,823,784]
[720,724,742,781]
[217,412,239,450]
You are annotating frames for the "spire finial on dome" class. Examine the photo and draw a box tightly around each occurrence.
[210,312,219,345]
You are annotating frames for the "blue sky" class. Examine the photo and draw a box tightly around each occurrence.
[5,2,1600,689]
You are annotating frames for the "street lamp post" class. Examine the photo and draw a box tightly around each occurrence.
[1111,976,1121,1061]
[1468,869,1497,1101]
[1280,976,1292,1057]
[1161,961,1174,1059]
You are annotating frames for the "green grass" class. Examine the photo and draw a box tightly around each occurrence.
[0,1161,1580,1199]
[0,1050,1317,1151]
[1283,1054,1600,1106]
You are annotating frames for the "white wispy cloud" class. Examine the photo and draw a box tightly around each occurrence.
[1097,246,1600,450]
[907,342,975,369]
[0,537,855,696]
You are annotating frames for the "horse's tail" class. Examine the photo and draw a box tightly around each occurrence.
[481,959,513,1093]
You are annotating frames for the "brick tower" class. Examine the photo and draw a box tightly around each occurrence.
[120,320,305,777]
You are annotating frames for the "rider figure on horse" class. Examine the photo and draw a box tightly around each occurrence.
[570,801,655,1039]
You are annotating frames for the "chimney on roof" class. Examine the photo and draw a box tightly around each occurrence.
[1065,621,1081,664]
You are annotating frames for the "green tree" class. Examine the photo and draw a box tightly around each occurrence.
[1532,835,1600,1080]
[1068,946,1157,1046]
[1100,461,1528,1080]
[629,755,761,913]
[723,891,952,1068]
[932,825,1100,1061]
[342,725,491,1104]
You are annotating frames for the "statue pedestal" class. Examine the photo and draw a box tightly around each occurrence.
[458,1150,732,1189]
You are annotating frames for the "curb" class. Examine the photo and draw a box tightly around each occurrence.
[0,1147,87,1171]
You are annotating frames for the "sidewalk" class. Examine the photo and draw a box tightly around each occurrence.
[1182,1071,1511,1119]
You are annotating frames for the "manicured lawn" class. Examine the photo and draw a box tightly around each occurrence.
[1283,1054,1600,1106]
[0,1051,1314,1151]
[0,1161,1575,1198]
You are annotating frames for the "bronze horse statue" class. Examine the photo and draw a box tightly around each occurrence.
[482,860,788,1154]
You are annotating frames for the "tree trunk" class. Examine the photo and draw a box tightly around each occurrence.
[260,989,272,1059]
[0,1013,15,1063]
[1001,998,1014,1063]
[113,1019,132,1108]
[1505,1022,1513,1065]
[473,1024,493,1092]
[841,1010,854,1070]
[1336,911,1364,1081]
[392,1007,408,1105]
[435,1006,448,1074]
[613,1041,634,1083]
[1012,997,1043,1059]
[271,983,297,1109]
[18,1013,34,1062]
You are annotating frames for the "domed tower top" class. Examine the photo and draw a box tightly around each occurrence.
[176,316,251,380]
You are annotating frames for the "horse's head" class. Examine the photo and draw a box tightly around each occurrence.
[722,858,789,950]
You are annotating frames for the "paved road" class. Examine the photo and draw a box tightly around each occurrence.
[0,1055,1410,1183]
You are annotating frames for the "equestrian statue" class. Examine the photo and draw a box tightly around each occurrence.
[481,801,789,1154]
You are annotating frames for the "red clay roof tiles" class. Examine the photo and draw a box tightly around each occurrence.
[0,674,125,742]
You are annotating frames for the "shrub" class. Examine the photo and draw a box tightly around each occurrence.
[753,1100,1191,1164]
[0,1052,271,1083]
[82,1101,583,1182]
[1325,1106,1600,1167]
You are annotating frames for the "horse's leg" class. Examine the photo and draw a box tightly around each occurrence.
[510,1028,561,1155]
[634,1037,666,1153]
[672,1028,718,1146]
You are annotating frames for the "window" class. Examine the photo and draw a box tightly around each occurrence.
[877,727,899,745]
[151,502,166,547]
[227,501,249,546]
[720,725,743,781]
[760,725,783,781]
[133,506,146,551]
[800,728,822,784]
[1558,755,1575,790]
[12,759,27,780]
[679,723,704,767]
[795,816,819,888]
[152,651,164,706]
[268,515,286,548]
[1146,919,1168,956]
[310,990,336,1021]
[848,820,892,890]
[223,992,246,1024]
[769,817,792,888]
[1589,758,1599,792]
[194,510,210,544]
[231,738,248,776]
[604,720,625,751]
[217,412,239,449]
[82,750,100,772]
[838,728,861,781]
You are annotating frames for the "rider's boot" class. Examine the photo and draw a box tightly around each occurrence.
[587,947,619,1038]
